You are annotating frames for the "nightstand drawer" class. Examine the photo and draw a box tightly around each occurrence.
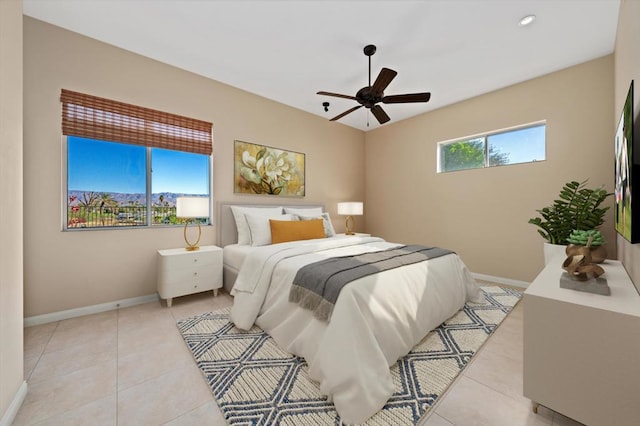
[158,263,219,284]
[158,273,218,299]
[160,252,219,268]
[157,247,222,267]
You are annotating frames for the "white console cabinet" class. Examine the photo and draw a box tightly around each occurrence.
[157,245,223,307]
[524,257,640,425]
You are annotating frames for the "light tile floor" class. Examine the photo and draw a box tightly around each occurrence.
[16,289,584,425]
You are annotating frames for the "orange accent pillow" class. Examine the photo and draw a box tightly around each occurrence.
[270,218,325,244]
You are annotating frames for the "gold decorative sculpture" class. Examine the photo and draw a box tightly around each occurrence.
[562,235,604,281]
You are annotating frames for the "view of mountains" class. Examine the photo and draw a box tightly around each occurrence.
[67,191,202,206]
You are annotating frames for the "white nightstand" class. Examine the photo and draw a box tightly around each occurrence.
[337,232,371,237]
[157,245,223,307]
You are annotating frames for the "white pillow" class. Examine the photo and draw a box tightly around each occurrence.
[284,206,323,217]
[246,213,295,246]
[230,206,283,245]
[296,212,336,237]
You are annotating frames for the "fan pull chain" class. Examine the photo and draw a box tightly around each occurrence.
[367,110,370,127]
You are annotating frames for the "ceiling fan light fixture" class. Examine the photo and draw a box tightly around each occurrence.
[518,14,536,27]
[317,44,431,125]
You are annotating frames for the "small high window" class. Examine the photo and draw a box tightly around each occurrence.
[437,122,546,173]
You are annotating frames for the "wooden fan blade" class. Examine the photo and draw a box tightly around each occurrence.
[382,92,431,104]
[330,105,362,121]
[371,105,390,124]
[317,91,358,101]
[371,68,397,93]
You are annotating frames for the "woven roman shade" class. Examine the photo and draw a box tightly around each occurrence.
[61,89,212,155]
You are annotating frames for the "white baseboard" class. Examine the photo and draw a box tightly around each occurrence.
[22,274,524,328]
[0,381,27,426]
[24,293,160,327]
[472,272,530,289]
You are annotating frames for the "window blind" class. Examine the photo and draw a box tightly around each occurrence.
[61,89,213,155]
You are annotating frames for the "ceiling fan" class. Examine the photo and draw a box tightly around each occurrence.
[317,44,431,125]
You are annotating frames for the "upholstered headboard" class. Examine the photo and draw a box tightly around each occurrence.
[216,202,325,247]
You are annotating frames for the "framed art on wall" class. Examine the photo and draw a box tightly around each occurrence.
[234,140,305,197]
[614,80,639,243]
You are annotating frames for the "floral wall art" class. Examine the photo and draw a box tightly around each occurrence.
[234,140,305,197]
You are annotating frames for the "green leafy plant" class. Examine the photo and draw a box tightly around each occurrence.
[567,229,605,246]
[528,180,610,245]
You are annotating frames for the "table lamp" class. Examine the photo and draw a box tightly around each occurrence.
[337,201,363,235]
[176,196,209,251]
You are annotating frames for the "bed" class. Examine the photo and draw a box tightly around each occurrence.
[217,202,482,424]
[217,202,328,292]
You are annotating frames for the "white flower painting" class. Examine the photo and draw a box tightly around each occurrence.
[234,140,305,196]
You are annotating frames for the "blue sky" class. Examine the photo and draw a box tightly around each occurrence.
[488,124,546,164]
[68,137,209,194]
[152,148,209,194]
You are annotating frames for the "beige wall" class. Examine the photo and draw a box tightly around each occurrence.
[365,56,614,283]
[23,9,634,316]
[0,0,25,419]
[614,0,640,293]
[23,17,365,317]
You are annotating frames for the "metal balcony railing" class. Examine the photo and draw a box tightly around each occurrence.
[67,205,181,228]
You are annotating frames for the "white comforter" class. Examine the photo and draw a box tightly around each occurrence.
[230,236,481,424]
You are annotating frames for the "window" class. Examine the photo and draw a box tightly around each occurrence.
[61,90,212,230]
[151,147,210,226]
[66,137,210,228]
[437,122,546,173]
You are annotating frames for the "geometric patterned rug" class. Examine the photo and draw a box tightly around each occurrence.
[177,286,522,425]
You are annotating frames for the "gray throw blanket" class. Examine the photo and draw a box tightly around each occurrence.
[289,245,453,322]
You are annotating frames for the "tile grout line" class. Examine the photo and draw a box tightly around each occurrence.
[116,307,120,425]
[20,321,62,421]
[457,303,562,425]
[26,321,60,383]
[430,294,521,426]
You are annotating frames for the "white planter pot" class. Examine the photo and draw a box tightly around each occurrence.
[543,243,567,266]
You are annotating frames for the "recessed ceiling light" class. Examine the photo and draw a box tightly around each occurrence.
[518,14,536,27]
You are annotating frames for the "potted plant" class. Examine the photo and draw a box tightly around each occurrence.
[565,229,607,264]
[528,180,610,264]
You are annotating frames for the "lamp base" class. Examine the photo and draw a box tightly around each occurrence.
[344,215,355,235]
[184,221,202,251]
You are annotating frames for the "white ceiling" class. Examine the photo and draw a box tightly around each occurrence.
[23,0,620,131]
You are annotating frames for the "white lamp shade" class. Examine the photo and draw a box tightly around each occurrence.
[337,202,363,216]
[176,197,209,218]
